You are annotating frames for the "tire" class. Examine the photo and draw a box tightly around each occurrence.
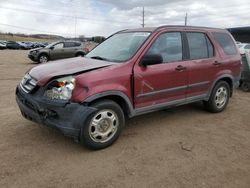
[38,54,49,63]
[204,81,230,113]
[80,100,125,150]
[240,82,250,92]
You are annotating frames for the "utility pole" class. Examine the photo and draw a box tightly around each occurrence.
[74,16,77,40]
[142,7,145,28]
[184,13,188,26]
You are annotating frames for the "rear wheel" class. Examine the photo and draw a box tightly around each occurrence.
[38,54,49,63]
[80,100,125,150]
[240,82,250,92]
[204,81,230,113]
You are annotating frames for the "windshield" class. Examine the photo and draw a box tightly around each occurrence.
[86,32,150,62]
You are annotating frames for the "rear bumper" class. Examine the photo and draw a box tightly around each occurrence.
[15,86,96,138]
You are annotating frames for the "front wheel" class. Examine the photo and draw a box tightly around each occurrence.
[38,54,49,63]
[80,100,125,150]
[204,81,230,113]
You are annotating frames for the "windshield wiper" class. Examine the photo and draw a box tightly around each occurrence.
[90,56,108,61]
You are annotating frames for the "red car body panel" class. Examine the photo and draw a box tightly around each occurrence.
[28,26,241,113]
[29,57,116,86]
[15,26,241,145]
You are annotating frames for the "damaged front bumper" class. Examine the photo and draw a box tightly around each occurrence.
[15,86,96,138]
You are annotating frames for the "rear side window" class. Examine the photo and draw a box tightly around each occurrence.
[74,42,81,47]
[186,32,214,60]
[64,42,75,48]
[212,32,237,55]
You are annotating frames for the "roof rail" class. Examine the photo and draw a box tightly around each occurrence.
[154,25,223,32]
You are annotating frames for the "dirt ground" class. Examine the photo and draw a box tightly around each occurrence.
[0,50,250,188]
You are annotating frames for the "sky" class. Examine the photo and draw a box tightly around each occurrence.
[0,0,249,37]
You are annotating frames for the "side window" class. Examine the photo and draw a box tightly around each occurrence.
[244,44,250,49]
[64,42,75,48]
[186,32,214,60]
[74,42,81,47]
[206,36,214,58]
[147,32,183,63]
[53,43,64,49]
[212,32,237,55]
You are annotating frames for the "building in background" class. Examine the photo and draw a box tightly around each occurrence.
[228,27,250,43]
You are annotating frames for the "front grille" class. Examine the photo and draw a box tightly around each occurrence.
[16,87,37,112]
[20,74,37,93]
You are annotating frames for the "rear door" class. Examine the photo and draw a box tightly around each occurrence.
[133,31,189,109]
[185,31,219,98]
[63,42,79,58]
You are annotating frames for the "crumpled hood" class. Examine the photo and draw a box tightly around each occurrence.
[29,57,116,86]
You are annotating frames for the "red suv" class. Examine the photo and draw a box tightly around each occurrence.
[16,26,241,149]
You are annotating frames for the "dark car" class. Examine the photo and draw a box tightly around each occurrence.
[6,41,22,49]
[17,42,32,50]
[28,41,89,63]
[0,41,7,49]
[16,26,241,150]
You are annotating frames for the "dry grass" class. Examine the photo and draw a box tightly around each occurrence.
[0,34,57,42]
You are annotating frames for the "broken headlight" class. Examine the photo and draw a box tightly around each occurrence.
[45,76,75,100]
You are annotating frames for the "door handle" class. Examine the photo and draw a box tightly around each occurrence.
[213,61,222,66]
[175,65,187,72]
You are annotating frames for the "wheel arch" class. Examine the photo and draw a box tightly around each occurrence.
[38,52,49,59]
[75,51,86,57]
[207,75,234,99]
[84,91,135,117]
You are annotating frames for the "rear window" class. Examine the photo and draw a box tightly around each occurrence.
[212,32,237,55]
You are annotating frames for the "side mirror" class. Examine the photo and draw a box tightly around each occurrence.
[50,46,54,50]
[139,54,163,66]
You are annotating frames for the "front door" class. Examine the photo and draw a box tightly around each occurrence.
[50,42,65,59]
[133,32,188,109]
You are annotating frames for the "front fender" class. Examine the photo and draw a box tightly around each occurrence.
[83,90,135,117]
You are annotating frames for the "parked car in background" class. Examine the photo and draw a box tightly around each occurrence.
[17,42,32,50]
[28,41,89,63]
[237,43,250,54]
[24,42,35,49]
[240,49,250,91]
[16,26,241,150]
[6,41,23,49]
[0,41,7,49]
[32,42,46,48]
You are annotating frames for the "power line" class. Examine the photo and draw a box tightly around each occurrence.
[0,23,74,37]
[0,6,136,25]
